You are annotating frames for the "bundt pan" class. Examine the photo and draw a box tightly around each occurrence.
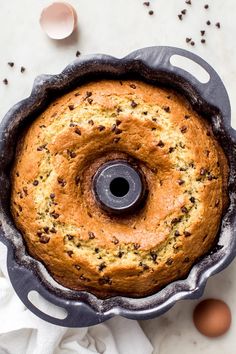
[0,46,236,327]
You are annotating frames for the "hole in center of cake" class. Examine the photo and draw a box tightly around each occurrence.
[110,177,130,197]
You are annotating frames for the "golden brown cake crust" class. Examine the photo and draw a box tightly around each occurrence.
[11,80,229,298]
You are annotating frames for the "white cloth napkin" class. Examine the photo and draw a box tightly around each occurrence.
[0,243,153,354]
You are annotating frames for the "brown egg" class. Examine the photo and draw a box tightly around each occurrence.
[193,299,231,337]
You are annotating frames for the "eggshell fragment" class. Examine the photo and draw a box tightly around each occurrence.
[40,2,77,40]
[193,299,231,337]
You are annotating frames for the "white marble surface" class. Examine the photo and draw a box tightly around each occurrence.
[0,0,235,353]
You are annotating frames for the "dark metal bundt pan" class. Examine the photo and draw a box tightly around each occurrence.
[0,46,235,327]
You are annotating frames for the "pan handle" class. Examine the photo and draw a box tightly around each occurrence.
[125,46,234,140]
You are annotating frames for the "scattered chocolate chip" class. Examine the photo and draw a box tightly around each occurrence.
[98,262,106,271]
[215,22,221,28]
[67,235,74,240]
[87,98,93,104]
[201,39,206,44]
[88,119,94,125]
[178,14,183,20]
[67,150,76,158]
[50,228,57,233]
[99,276,112,285]
[43,226,49,234]
[134,243,140,250]
[186,37,192,43]
[143,111,148,115]
[163,106,170,113]
[180,125,187,133]
[174,230,180,237]
[37,144,47,151]
[131,100,138,108]
[75,92,80,96]
[75,128,81,135]
[130,84,136,89]
[143,1,150,6]
[3,79,8,85]
[8,62,14,67]
[57,177,66,186]
[184,231,191,237]
[75,265,81,270]
[67,250,73,257]
[157,140,165,148]
[33,180,39,186]
[50,212,60,219]
[95,247,100,253]
[181,206,188,213]
[116,119,121,126]
[88,231,95,239]
[117,251,124,258]
[181,9,187,14]
[190,196,195,203]
[204,4,209,9]
[208,175,213,181]
[113,137,120,143]
[112,236,119,245]
[139,262,149,270]
[169,147,175,153]
[150,251,157,262]
[20,66,25,73]
[76,50,81,57]
[178,179,185,185]
[200,167,207,176]
[166,258,173,265]
[201,30,205,36]
[206,20,211,25]
[191,41,195,46]
[171,217,182,225]
[23,187,28,196]
[186,0,191,4]
[98,125,105,131]
[68,104,74,111]
[39,235,50,244]
[148,10,154,15]
[114,128,122,134]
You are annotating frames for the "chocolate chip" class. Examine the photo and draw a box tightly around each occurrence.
[75,265,81,270]
[150,251,157,262]
[68,104,74,111]
[23,187,28,196]
[181,9,187,14]
[112,236,119,245]
[76,50,81,57]
[157,140,165,147]
[87,98,93,104]
[201,39,206,44]
[181,206,188,213]
[98,125,105,131]
[134,243,140,250]
[186,37,192,43]
[113,137,121,143]
[190,41,195,46]
[184,231,191,237]
[201,30,205,36]
[130,84,136,89]
[117,251,124,258]
[215,22,221,28]
[88,119,94,125]
[190,196,195,203]
[67,235,74,240]
[8,62,14,67]
[166,258,173,265]
[186,0,191,4]
[180,125,187,133]
[98,276,112,285]
[3,79,8,85]
[178,14,183,20]
[75,92,80,96]
[88,231,95,239]
[143,111,148,115]
[67,251,73,257]
[131,100,138,108]
[43,226,49,234]
[98,262,106,271]
[57,177,66,186]
[174,230,180,237]
[206,20,211,25]
[163,106,170,113]
[143,1,150,6]
[33,180,39,186]
[114,128,122,134]
[200,167,207,176]
[148,10,154,15]
[139,262,149,270]
[204,4,209,9]
[20,66,25,73]
[50,228,57,233]
[37,144,47,151]
[169,147,175,153]
[178,179,185,185]
[73,127,81,136]
[95,247,100,253]
[116,119,121,126]
[39,235,50,244]
[208,174,213,181]
[67,150,76,158]
[171,217,181,225]
[50,212,60,219]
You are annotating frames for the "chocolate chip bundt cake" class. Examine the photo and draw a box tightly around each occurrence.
[11,80,229,298]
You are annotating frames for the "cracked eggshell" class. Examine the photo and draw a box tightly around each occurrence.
[40,2,77,40]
